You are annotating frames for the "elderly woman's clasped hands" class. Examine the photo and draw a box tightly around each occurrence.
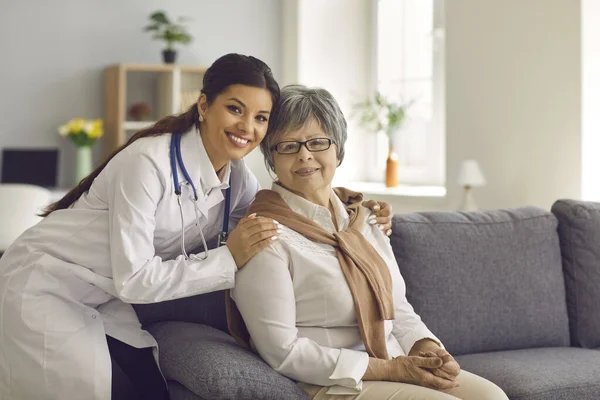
[363,339,461,391]
[410,339,461,390]
[419,349,461,384]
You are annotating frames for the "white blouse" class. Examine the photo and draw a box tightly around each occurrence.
[231,184,441,395]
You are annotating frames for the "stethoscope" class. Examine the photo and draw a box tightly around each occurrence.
[170,132,231,260]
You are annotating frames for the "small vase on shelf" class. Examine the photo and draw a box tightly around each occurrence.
[385,144,399,188]
[75,146,93,184]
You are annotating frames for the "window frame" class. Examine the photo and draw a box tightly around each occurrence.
[371,0,446,186]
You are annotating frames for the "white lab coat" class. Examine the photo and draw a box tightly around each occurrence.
[0,128,260,400]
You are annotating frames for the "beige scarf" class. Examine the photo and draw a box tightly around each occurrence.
[226,187,395,359]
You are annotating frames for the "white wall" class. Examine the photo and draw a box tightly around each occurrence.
[0,0,281,188]
[445,0,582,211]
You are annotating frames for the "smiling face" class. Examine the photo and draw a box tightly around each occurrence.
[272,117,339,206]
[198,84,273,171]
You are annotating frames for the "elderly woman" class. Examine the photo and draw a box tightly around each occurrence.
[227,85,508,400]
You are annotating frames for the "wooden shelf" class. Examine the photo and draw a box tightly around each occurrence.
[123,121,157,130]
[103,63,207,158]
[106,64,207,74]
[343,181,446,197]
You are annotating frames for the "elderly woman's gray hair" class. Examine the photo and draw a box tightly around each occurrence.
[261,84,347,172]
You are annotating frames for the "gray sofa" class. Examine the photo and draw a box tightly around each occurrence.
[134,199,600,400]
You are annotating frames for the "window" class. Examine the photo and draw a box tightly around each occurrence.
[375,0,445,186]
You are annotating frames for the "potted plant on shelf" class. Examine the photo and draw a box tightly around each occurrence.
[144,11,193,64]
[58,118,103,184]
[354,92,411,187]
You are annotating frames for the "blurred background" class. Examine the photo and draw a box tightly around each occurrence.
[0,0,597,213]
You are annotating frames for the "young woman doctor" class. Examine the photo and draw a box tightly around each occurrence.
[0,53,392,400]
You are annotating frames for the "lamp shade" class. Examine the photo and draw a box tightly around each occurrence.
[457,159,486,187]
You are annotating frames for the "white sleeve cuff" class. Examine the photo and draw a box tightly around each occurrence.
[326,348,369,392]
[214,244,238,274]
[399,328,444,355]
[325,383,364,395]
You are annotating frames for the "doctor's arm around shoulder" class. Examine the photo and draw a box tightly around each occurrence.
[36,133,280,306]
[104,141,281,305]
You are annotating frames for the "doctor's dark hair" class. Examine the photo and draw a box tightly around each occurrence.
[41,53,280,216]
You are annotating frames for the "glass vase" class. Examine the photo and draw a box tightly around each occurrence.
[75,146,93,184]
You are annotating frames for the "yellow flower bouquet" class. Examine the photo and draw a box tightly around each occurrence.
[58,118,103,183]
[58,118,103,147]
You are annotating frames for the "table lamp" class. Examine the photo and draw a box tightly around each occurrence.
[457,159,486,211]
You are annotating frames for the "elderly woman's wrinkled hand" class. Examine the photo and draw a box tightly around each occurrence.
[362,200,393,236]
[419,349,461,382]
[390,356,460,390]
[364,356,459,390]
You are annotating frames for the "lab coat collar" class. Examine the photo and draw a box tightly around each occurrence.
[180,128,231,194]
[271,183,349,232]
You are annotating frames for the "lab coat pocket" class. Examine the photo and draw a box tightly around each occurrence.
[20,266,89,333]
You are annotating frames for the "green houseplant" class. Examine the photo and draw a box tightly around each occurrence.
[144,11,193,64]
[354,92,411,187]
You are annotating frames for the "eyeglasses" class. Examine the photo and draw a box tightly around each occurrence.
[271,138,333,155]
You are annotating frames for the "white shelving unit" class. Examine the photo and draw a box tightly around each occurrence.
[122,121,157,131]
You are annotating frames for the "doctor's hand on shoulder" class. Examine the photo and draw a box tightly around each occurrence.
[226,213,281,269]
[363,200,394,235]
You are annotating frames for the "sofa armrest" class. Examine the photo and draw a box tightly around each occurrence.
[552,199,600,348]
[148,321,309,400]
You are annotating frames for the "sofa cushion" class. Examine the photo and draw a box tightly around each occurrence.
[133,290,228,333]
[148,321,309,400]
[551,199,600,349]
[390,207,570,356]
[455,347,600,400]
